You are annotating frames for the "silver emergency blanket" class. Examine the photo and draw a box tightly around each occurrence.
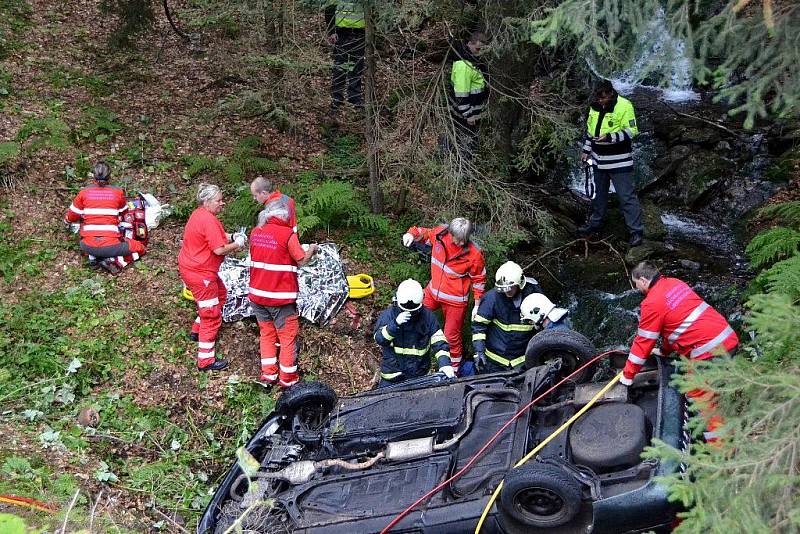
[218,243,349,326]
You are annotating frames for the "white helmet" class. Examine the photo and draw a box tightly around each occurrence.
[495,261,525,292]
[520,293,567,326]
[396,279,424,312]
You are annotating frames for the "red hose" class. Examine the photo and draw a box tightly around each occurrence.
[380,350,617,534]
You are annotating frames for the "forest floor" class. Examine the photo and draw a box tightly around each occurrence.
[0,1,421,531]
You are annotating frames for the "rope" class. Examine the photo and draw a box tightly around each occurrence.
[380,350,617,533]
[474,372,623,533]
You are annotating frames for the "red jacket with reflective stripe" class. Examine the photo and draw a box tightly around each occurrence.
[249,218,299,307]
[64,184,127,247]
[624,276,738,382]
[407,225,486,307]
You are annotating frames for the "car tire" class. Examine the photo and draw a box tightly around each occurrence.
[275,381,337,430]
[499,463,582,529]
[524,329,597,383]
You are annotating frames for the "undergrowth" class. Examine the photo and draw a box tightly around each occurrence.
[182,136,278,185]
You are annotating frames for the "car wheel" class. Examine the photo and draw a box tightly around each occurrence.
[524,329,597,382]
[499,463,582,529]
[275,381,337,431]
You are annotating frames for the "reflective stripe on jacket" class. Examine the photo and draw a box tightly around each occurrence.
[374,306,450,382]
[582,95,638,172]
[451,59,487,120]
[248,218,299,307]
[624,276,739,382]
[65,184,127,245]
[472,280,541,369]
[333,0,364,29]
[407,224,486,306]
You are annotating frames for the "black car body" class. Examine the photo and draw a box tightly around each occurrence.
[199,337,684,534]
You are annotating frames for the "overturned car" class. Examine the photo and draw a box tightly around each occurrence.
[199,330,684,534]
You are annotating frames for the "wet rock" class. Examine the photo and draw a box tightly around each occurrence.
[624,239,672,266]
[679,259,701,271]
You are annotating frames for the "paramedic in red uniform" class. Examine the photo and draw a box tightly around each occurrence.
[249,200,317,388]
[402,217,486,375]
[251,176,297,233]
[64,161,146,267]
[178,183,246,372]
[623,261,739,443]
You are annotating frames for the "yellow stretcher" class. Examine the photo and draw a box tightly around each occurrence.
[347,274,374,299]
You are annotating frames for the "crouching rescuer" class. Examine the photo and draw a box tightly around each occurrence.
[64,161,146,271]
[374,279,452,387]
[249,201,317,388]
[624,261,739,443]
[472,261,542,374]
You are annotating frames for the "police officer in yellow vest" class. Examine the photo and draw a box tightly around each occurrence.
[578,81,644,247]
[325,0,365,109]
[450,32,488,158]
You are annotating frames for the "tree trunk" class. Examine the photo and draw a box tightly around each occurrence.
[364,2,383,214]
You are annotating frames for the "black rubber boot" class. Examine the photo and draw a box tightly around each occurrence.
[188,332,199,342]
[199,359,229,372]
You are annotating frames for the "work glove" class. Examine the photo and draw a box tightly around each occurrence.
[402,233,414,247]
[619,375,633,387]
[471,304,480,321]
[395,311,412,326]
[475,351,487,372]
[439,365,456,379]
[233,231,247,248]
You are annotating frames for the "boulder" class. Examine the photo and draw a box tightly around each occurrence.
[624,239,672,266]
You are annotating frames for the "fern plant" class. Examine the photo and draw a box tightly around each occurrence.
[296,180,388,236]
[759,201,800,229]
[745,227,800,269]
[181,136,277,184]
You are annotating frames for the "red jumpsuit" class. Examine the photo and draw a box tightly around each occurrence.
[406,225,486,373]
[178,207,229,369]
[623,276,739,442]
[248,217,305,388]
[64,183,146,265]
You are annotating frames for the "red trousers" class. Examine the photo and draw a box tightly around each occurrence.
[180,268,226,368]
[259,315,299,387]
[686,358,725,444]
[423,290,467,372]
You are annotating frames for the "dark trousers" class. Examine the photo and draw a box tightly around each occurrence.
[588,168,644,235]
[331,29,365,107]
[454,116,480,160]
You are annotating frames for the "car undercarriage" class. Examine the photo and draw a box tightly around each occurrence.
[199,347,685,534]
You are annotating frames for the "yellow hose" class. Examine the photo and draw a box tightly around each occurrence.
[474,372,622,533]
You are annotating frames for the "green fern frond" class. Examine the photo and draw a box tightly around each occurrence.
[224,161,244,183]
[759,201,800,229]
[745,227,800,269]
[244,156,278,173]
[235,135,262,155]
[297,214,322,235]
[348,213,389,234]
[182,155,221,177]
[760,255,800,300]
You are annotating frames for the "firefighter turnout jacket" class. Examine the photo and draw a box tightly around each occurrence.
[65,184,128,247]
[582,94,638,173]
[622,276,739,385]
[374,305,450,383]
[451,55,487,122]
[406,225,487,306]
[472,279,542,369]
[248,217,302,307]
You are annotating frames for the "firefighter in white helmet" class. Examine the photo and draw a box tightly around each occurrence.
[472,261,542,374]
[374,279,453,387]
[520,293,571,331]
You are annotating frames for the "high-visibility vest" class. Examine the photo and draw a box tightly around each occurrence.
[334,0,364,29]
[623,276,739,383]
[248,219,299,307]
[582,95,638,172]
[451,59,487,120]
[64,184,127,246]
